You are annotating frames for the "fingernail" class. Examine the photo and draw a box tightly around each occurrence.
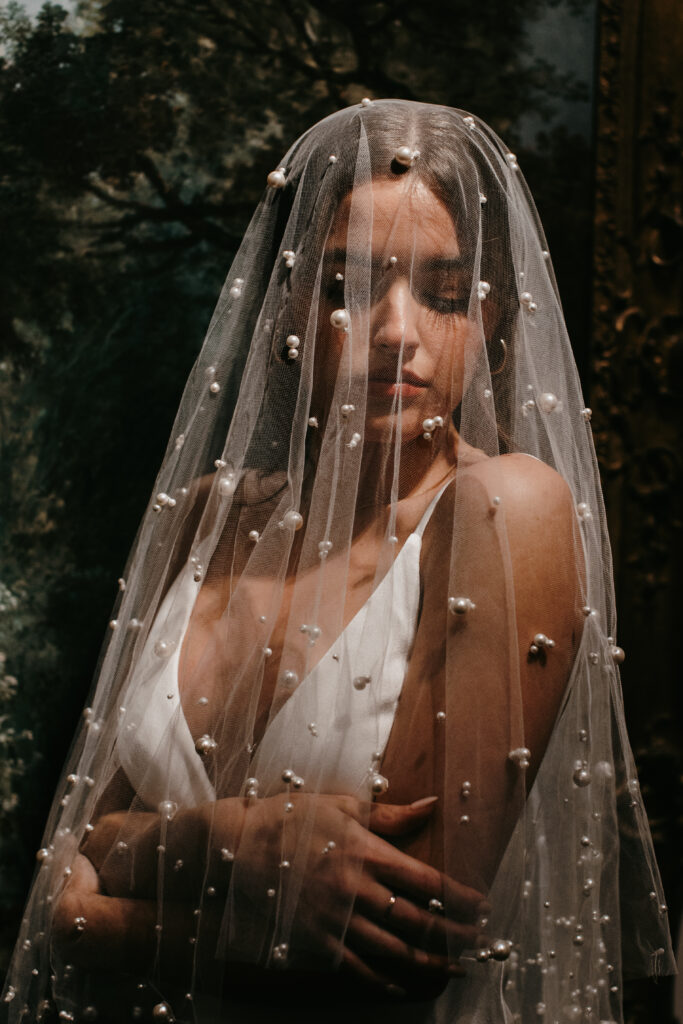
[386,983,407,998]
[410,795,439,810]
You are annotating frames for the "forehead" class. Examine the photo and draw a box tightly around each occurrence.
[326,177,459,256]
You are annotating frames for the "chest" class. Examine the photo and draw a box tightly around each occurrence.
[178,521,401,744]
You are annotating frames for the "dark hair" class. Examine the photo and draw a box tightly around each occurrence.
[254,101,519,469]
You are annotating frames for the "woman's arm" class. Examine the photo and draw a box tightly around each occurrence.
[379,453,583,890]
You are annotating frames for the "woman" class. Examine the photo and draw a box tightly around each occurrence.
[2,100,674,1023]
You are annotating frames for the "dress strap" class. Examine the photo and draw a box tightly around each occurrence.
[412,474,456,538]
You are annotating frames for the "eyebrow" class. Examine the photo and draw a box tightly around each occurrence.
[323,248,467,271]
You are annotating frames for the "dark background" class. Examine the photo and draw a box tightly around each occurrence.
[0,1,680,1020]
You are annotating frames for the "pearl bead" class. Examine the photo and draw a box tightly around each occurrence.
[36,848,50,863]
[328,154,337,164]
[422,418,435,432]
[479,193,487,204]
[534,632,554,649]
[153,639,176,659]
[581,407,592,421]
[436,710,446,721]
[353,674,371,690]
[528,301,538,313]
[282,250,295,268]
[273,943,288,960]
[195,734,217,757]
[538,392,558,413]
[461,781,471,797]
[330,308,350,330]
[286,334,300,349]
[477,281,490,299]
[360,97,372,106]
[520,291,533,306]
[308,722,318,736]
[318,539,333,557]
[246,529,260,544]
[428,897,444,913]
[611,645,625,664]
[209,381,221,394]
[484,387,492,399]
[576,501,592,520]
[198,696,209,706]
[221,848,234,861]
[292,775,304,789]
[152,1004,171,1020]
[267,168,286,188]
[74,916,86,932]
[263,646,272,658]
[282,670,298,688]
[158,800,178,820]
[281,768,294,783]
[394,145,418,166]
[463,115,475,129]
[491,939,512,961]
[448,596,476,615]
[460,814,470,824]
[476,947,491,962]
[505,152,519,170]
[573,766,592,787]
[287,347,298,360]
[346,432,361,449]
[371,773,389,795]
[509,747,531,769]
[281,510,303,531]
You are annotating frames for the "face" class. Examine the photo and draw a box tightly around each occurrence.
[312,176,478,443]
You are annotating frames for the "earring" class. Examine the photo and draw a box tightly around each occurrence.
[490,338,508,377]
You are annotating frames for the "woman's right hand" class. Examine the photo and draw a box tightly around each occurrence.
[222,791,487,995]
[71,791,486,998]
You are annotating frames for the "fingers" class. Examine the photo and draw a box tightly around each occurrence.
[367,796,438,837]
[346,913,451,975]
[337,942,409,998]
[364,834,486,923]
[356,884,481,957]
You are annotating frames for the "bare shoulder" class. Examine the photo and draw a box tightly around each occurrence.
[421,453,581,634]
[424,453,574,554]
[463,452,573,517]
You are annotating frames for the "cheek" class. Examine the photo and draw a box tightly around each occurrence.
[427,318,475,394]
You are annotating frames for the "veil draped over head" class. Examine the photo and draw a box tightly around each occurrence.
[3,100,674,1024]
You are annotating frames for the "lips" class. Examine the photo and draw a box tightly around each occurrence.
[367,368,429,400]
[368,368,429,387]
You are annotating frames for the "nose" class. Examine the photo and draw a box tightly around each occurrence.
[370,278,419,358]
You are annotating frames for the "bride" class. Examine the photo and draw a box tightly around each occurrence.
[3,99,673,1024]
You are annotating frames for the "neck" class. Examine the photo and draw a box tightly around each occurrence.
[354,425,458,510]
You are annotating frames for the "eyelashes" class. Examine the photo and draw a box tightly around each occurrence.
[324,275,470,318]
